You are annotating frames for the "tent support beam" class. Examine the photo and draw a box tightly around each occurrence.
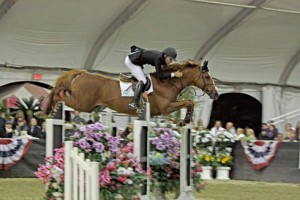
[193,0,267,60]
[84,0,148,70]
[279,48,300,85]
[0,0,17,20]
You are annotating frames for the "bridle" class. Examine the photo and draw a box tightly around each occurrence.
[168,67,217,98]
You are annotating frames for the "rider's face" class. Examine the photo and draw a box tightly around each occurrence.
[164,56,174,65]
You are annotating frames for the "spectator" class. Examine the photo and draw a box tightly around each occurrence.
[72,111,86,124]
[244,128,257,141]
[15,117,28,136]
[258,130,269,140]
[286,131,298,142]
[28,118,42,138]
[5,121,14,138]
[268,124,278,140]
[225,122,236,136]
[210,120,225,136]
[235,128,245,141]
[12,110,26,130]
[275,133,284,142]
[260,123,270,138]
[0,112,7,138]
[284,123,295,140]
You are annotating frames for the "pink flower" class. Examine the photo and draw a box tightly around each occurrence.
[117,176,127,183]
[99,168,111,187]
[106,162,116,171]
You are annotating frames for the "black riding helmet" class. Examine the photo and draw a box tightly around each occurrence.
[162,47,177,61]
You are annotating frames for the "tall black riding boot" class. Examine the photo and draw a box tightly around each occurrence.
[129,81,144,110]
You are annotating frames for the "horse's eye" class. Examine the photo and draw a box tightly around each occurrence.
[205,76,210,79]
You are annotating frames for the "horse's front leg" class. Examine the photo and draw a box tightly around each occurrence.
[163,100,194,124]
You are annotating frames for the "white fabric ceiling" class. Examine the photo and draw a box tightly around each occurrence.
[0,0,300,87]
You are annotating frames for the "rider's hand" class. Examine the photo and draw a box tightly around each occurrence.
[174,70,183,78]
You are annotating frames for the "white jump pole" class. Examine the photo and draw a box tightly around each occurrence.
[133,102,151,200]
[46,101,65,157]
[177,125,195,200]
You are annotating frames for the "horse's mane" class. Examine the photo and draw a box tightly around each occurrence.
[162,59,201,71]
[55,69,85,87]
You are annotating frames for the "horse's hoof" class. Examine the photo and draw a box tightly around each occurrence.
[177,120,185,127]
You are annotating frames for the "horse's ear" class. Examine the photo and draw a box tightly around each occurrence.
[201,60,209,72]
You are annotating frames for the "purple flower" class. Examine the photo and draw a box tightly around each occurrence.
[93,133,102,141]
[156,142,166,151]
[152,137,160,145]
[79,126,87,132]
[73,131,81,138]
[94,122,105,131]
[87,124,98,130]
[93,142,105,153]
[78,138,92,152]
[160,132,170,140]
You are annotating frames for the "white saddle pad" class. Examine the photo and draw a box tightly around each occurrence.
[119,74,153,97]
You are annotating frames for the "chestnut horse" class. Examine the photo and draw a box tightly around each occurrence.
[44,59,219,123]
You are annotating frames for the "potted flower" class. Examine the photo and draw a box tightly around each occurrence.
[214,153,233,180]
[193,130,214,179]
[215,130,235,153]
[214,131,235,180]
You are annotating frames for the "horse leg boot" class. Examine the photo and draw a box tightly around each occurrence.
[129,81,145,110]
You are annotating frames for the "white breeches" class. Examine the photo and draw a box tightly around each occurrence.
[124,56,147,84]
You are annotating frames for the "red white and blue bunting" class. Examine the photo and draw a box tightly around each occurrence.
[241,140,281,170]
[0,138,32,170]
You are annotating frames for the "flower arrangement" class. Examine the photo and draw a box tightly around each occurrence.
[150,127,205,195]
[193,130,214,149]
[35,147,65,200]
[215,130,235,151]
[214,153,233,167]
[194,152,215,166]
[150,128,181,194]
[36,122,149,200]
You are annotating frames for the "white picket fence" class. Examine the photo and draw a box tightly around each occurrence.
[64,141,99,200]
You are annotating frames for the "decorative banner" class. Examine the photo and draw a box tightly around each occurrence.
[0,138,32,170]
[241,140,281,170]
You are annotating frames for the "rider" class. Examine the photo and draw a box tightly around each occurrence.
[125,46,183,110]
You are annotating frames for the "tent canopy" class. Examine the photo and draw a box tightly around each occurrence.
[0,0,300,88]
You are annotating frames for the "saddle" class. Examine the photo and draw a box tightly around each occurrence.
[119,73,151,91]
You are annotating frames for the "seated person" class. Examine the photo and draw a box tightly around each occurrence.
[275,133,284,142]
[0,112,6,138]
[285,131,298,142]
[5,121,14,138]
[258,130,269,140]
[268,124,278,140]
[28,118,42,138]
[15,117,28,136]
[243,128,257,141]
[235,128,245,141]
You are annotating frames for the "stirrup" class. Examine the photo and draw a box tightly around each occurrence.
[128,102,139,110]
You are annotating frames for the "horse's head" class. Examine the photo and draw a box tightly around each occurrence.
[178,59,219,100]
[196,60,219,100]
[43,86,64,115]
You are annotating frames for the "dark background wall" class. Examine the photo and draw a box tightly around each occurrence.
[232,142,300,183]
[209,93,262,136]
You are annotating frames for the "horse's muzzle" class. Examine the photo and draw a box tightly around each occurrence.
[210,89,219,100]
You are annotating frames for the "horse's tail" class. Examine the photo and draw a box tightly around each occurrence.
[43,69,85,115]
